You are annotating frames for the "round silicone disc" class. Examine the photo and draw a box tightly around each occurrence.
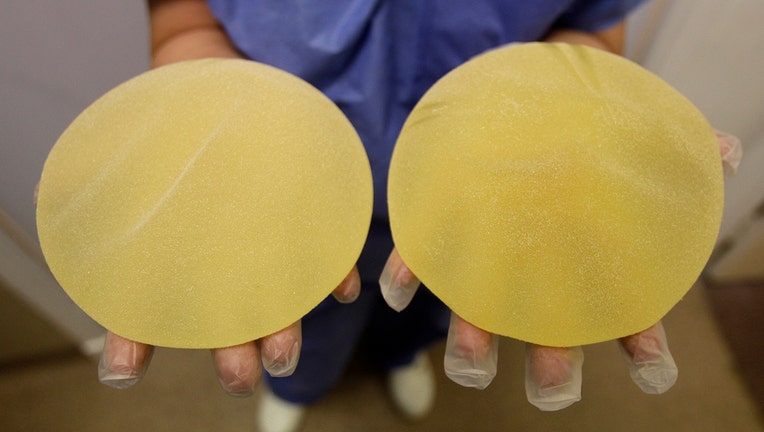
[37,59,373,349]
[388,43,723,347]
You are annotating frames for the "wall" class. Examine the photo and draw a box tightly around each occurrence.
[0,1,150,352]
[628,0,764,242]
[1,1,150,238]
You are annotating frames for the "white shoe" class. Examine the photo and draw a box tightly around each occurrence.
[387,350,436,420]
[256,388,306,432]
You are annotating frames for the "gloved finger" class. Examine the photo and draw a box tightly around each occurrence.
[379,248,421,312]
[618,321,677,394]
[443,312,499,390]
[332,266,361,303]
[716,129,742,177]
[212,340,261,397]
[524,344,583,411]
[98,331,155,389]
[260,321,302,378]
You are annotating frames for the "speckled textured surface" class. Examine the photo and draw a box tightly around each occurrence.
[36,59,372,349]
[389,43,723,346]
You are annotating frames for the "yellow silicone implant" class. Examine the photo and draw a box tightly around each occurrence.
[37,59,373,348]
[388,43,723,346]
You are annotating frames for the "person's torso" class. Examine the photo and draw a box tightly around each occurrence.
[206,0,640,219]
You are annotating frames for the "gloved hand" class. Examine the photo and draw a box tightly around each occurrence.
[379,131,742,410]
[35,174,361,397]
[380,247,680,409]
[95,266,360,397]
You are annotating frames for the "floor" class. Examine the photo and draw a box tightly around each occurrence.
[0,282,762,432]
[705,279,764,412]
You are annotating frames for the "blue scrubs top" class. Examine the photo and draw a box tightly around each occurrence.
[207,0,646,220]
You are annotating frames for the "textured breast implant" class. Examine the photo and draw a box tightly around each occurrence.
[37,59,373,349]
[388,43,723,347]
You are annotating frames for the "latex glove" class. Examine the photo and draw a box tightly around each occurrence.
[379,249,497,390]
[524,322,677,411]
[444,312,499,390]
[97,266,361,396]
[617,322,677,394]
[717,129,743,177]
[524,344,584,411]
[380,249,675,409]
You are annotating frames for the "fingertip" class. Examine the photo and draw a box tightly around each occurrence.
[443,313,499,389]
[716,129,742,177]
[261,322,302,378]
[379,249,420,312]
[381,281,419,312]
[444,367,495,390]
[630,361,678,394]
[98,353,145,390]
[525,345,583,411]
[527,389,582,411]
[619,322,678,394]
[98,332,154,389]
[332,267,361,304]
[212,341,261,397]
